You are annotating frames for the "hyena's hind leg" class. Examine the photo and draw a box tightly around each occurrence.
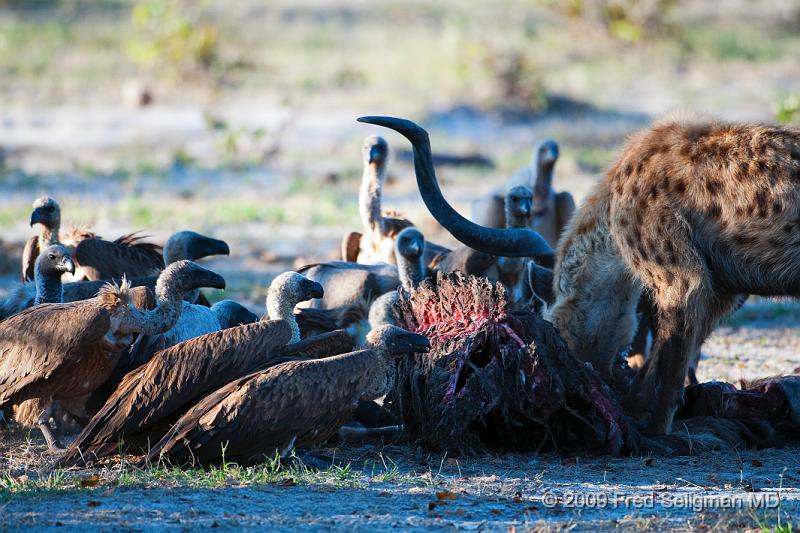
[611,200,739,435]
[623,278,740,435]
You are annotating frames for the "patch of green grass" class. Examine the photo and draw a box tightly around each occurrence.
[0,450,378,502]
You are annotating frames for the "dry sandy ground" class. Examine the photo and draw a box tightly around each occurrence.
[2,441,799,532]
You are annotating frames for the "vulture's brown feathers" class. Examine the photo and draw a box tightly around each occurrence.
[58,320,293,466]
[147,350,380,465]
[0,284,136,427]
[73,232,164,281]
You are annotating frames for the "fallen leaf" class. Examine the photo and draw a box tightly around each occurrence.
[436,490,458,501]
[428,501,439,511]
[751,459,764,467]
[490,509,502,515]
[80,475,100,488]
[454,509,465,516]
[87,501,101,507]
[377,491,391,497]
[562,457,577,467]
[280,477,296,486]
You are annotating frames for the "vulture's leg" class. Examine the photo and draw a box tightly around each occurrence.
[37,403,63,450]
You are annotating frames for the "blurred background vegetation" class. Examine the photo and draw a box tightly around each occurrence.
[1,0,799,304]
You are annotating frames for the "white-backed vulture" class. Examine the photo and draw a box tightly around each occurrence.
[341,136,449,267]
[23,196,164,282]
[368,227,428,327]
[469,139,575,247]
[6,245,75,435]
[146,325,430,465]
[0,260,224,449]
[265,271,325,343]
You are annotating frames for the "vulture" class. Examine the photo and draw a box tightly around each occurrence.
[0,260,225,449]
[469,139,575,247]
[340,136,448,266]
[30,244,76,306]
[264,271,324,343]
[368,227,428,327]
[58,271,334,466]
[430,185,540,310]
[146,325,430,465]
[4,245,75,433]
[2,231,229,320]
[23,196,163,282]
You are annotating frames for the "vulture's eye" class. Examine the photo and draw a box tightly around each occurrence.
[48,254,56,260]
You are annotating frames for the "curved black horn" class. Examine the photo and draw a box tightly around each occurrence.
[358,116,554,261]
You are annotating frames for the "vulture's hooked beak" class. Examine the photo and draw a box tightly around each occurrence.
[306,280,325,300]
[407,240,422,258]
[30,207,48,227]
[539,142,559,165]
[520,199,532,219]
[410,333,430,353]
[369,144,386,164]
[190,235,231,260]
[62,256,76,275]
[189,266,226,291]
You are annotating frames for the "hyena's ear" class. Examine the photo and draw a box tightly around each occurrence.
[527,262,555,307]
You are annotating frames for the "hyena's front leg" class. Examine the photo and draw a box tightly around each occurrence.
[623,281,738,435]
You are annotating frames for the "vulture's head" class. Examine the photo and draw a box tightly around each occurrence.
[30,196,61,230]
[267,272,324,312]
[163,231,230,265]
[534,139,559,167]
[157,260,226,298]
[211,299,259,329]
[365,325,430,358]
[35,244,75,278]
[362,135,389,166]
[505,185,533,228]
[395,227,424,263]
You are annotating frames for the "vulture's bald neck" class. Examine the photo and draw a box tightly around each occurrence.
[34,263,63,306]
[267,284,301,343]
[359,158,387,238]
[397,251,424,292]
[38,221,60,250]
[134,267,188,335]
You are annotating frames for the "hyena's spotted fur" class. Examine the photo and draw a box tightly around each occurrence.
[547,115,800,435]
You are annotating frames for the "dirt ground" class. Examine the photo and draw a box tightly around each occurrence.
[1,438,799,532]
